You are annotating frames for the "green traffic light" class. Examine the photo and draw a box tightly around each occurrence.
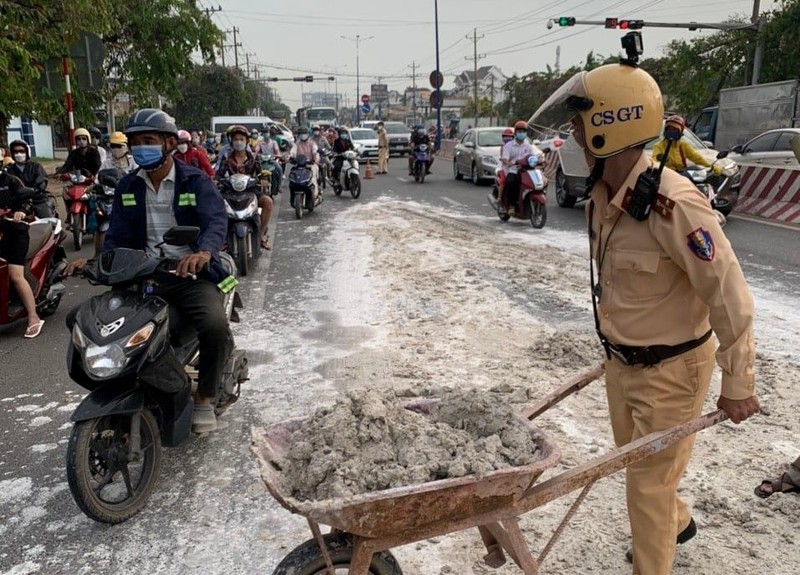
[558,17,568,26]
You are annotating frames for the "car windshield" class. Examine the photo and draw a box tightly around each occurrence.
[477,130,505,147]
[385,124,408,134]
[644,123,706,150]
[349,130,375,141]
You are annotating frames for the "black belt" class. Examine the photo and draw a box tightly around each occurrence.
[603,330,712,367]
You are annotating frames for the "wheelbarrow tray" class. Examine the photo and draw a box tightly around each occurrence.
[251,407,561,540]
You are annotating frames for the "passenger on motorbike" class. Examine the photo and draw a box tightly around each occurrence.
[174,129,215,178]
[500,121,541,216]
[57,128,102,176]
[190,131,209,158]
[217,125,273,251]
[494,128,515,202]
[89,127,107,164]
[7,140,51,218]
[0,170,43,338]
[408,126,434,176]
[313,125,333,182]
[65,108,233,433]
[331,127,355,183]
[289,126,320,198]
[652,115,717,174]
[213,125,236,172]
[101,131,138,173]
[258,128,284,188]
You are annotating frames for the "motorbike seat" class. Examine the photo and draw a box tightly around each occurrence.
[25,221,53,260]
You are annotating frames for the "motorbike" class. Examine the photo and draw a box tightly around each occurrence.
[261,154,283,194]
[0,201,67,327]
[332,150,362,199]
[318,148,332,190]
[219,173,262,277]
[288,155,322,220]
[31,181,58,220]
[412,143,431,183]
[488,154,548,229]
[60,170,95,251]
[683,151,740,219]
[90,168,123,256]
[65,226,248,524]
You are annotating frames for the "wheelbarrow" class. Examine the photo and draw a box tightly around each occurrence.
[251,363,728,575]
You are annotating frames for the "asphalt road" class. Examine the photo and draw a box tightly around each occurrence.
[0,159,796,574]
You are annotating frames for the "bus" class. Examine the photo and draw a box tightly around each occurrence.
[209,116,274,136]
[296,107,338,129]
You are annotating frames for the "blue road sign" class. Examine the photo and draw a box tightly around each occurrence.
[361,104,371,114]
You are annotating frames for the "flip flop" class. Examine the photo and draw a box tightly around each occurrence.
[24,320,45,339]
[260,235,271,251]
[754,473,800,499]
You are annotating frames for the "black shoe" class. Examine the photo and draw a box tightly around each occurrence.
[625,518,696,563]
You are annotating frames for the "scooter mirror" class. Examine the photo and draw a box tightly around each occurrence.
[716,150,729,160]
[161,226,200,247]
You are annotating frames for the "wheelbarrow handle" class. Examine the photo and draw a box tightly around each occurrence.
[521,362,605,421]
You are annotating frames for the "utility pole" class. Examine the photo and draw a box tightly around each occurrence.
[245,52,251,77]
[232,27,241,71]
[555,45,561,75]
[750,0,764,85]
[490,75,495,127]
[341,35,374,123]
[408,61,418,125]
[220,31,226,67]
[466,28,485,128]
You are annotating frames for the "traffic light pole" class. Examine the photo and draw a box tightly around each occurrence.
[551,18,758,31]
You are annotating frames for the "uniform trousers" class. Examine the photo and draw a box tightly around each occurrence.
[378,147,389,173]
[605,337,716,575]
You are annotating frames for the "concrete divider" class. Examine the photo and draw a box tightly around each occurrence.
[736,165,800,224]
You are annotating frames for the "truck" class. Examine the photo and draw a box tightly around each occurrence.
[296,107,338,130]
[692,80,800,151]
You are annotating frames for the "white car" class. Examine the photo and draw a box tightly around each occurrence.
[349,128,380,158]
[727,128,800,167]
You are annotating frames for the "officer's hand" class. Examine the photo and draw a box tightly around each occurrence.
[176,251,211,278]
[12,211,26,223]
[65,258,88,276]
[717,395,760,424]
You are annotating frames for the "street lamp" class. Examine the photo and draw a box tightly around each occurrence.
[341,34,374,124]
[434,0,442,150]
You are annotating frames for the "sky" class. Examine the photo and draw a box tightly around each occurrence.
[202,0,777,113]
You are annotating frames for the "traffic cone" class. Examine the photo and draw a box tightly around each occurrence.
[364,159,374,179]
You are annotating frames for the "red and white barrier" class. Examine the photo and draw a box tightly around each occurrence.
[737,165,800,224]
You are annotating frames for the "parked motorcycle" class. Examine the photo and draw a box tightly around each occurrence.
[61,170,95,251]
[0,202,67,326]
[683,151,740,218]
[91,168,123,256]
[65,226,248,524]
[288,155,321,220]
[412,143,431,183]
[219,173,262,277]
[488,154,548,229]
[332,150,362,199]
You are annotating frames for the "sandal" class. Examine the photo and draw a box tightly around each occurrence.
[260,234,271,251]
[754,472,800,499]
[24,320,45,339]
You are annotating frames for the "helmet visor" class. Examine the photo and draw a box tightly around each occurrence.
[528,72,591,136]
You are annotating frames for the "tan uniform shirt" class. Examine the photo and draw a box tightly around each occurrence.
[588,152,755,400]
[377,127,388,148]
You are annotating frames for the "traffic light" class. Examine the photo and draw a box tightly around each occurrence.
[557,16,576,26]
[619,20,644,30]
[293,76,314,82]
[605,17,618,29]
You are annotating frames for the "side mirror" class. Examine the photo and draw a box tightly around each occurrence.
[464,142,475,149]
[731,145,744,154]
[716,150,729,159]
[161,226,200,247]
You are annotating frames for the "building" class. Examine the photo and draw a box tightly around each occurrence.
[301,91,339,109]
[453,65,507,105]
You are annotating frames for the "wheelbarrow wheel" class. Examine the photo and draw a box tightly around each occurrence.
[273,532,403,575]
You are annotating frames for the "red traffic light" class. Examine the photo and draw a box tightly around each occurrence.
[620,20,629,29]
[619,19,643,30]
[605,18,618,29]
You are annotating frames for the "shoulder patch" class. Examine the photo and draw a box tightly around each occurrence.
[653,192,675,219]
[686,227,715,261]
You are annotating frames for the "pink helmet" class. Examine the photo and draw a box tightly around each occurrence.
[177,129,191,143]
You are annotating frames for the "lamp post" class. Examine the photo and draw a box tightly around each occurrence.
[434,0,442,150]
[341,34,374,124]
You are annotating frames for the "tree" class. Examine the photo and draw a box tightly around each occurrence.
[461,97,494,118]
[167,65,257,131]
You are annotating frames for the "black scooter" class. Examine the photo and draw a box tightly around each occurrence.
[65,227,248,524]
[288,155,321,220]
[218,173,262,277]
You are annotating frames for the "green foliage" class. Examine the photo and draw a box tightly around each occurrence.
[167,65,256,130]
[461,97,494,118]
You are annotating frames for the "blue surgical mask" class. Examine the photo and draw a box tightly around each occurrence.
[515,132,526,142]
[299,134,309,141]
[131,145,166,170]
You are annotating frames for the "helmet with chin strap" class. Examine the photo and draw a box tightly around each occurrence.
[124,109,178,138]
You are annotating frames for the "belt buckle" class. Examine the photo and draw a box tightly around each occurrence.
[607,345,630,366]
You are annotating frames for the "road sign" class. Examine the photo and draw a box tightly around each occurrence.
[370,84,388,100]
[429,90,443,109]
[361,104,371,114]
[361,94,370,104]
[429,70,444,89]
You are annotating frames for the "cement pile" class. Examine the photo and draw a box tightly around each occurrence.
[281,389,541,501]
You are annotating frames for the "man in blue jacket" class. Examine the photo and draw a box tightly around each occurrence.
[67,109,232,433]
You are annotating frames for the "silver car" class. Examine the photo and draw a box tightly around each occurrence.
[452,127,507,185]
[728,128,800,167]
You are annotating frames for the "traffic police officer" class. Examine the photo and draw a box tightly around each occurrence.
[531,55,760,575]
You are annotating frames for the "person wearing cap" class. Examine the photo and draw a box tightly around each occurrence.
[174,129,214,178]
[65,108,232,434]
[100,131,138,173]
[7,140,51,218]
[531,56,759,575]
[57,128,102,176]
[376,121,389,174]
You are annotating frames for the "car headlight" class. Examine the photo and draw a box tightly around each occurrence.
[84,343,127,379]
[482,155,498,166]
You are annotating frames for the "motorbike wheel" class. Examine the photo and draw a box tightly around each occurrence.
[350,174,361,198]
[295,194,304,219]
[530,199,547,229]
[72,213,85,251]
[555,168,577,208]
[334,186,343,196]
[714,198,733,217]
[236,235,249,277]
[498,210,511,222]
[273,533,403,575]
[66,409,161,524]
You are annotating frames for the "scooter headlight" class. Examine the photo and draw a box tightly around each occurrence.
[84,342,127,379]
[72,324,87,350]
[230,174,248,192]
[690,169,708,182]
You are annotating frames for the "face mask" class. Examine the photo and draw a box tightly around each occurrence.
[177,143,189,154]
[191,137,200,145]
[313,132,320,138]
[111,147,127,159]
[76,139,88,148]
[92,138,100,145]
[130,144,166,171]
[299,134,309,141]
[232,140,247,152]
[12,153,26,164]
[515,132,526,142]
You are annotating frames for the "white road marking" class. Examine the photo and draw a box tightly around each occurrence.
[441,196,465,207]
[397,177,409,183]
